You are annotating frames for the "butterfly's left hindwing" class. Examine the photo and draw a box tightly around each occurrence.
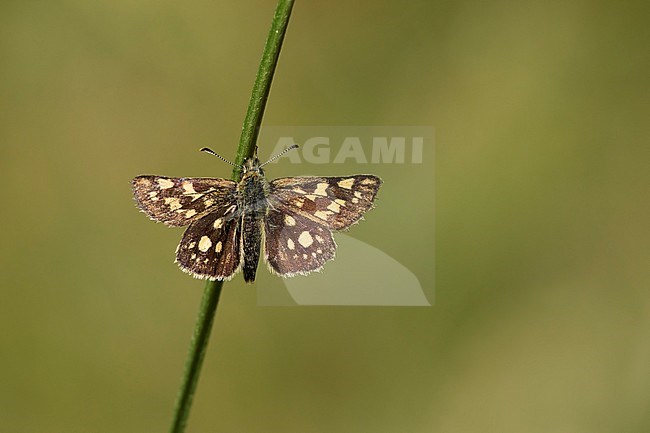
[175,211,242,281]
[132,176,237,227]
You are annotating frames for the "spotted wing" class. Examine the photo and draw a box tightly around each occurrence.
[132,176,237,227]
[264,206,336,277]
[175,211,242,281]
[268,175,382,230]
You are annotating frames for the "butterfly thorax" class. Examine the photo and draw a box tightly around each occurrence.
[238,158,271,213]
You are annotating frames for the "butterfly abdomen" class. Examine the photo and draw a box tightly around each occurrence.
[239,169,270,283]
[242,214,263,282]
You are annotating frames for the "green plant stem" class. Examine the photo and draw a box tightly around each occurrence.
[233,0,295,178]
[169,1,295,433]
[169,281,223,433]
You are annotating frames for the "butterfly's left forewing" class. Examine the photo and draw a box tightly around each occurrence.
[132,176,237,226]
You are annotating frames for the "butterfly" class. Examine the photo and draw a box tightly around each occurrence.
[132,146,382,283]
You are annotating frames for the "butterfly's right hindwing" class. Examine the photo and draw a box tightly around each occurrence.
[132,176,237,227]
[264,206,336,277]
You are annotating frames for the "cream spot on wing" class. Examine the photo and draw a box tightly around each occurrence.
[198,236,212,252]
[314,182,329,196]
[294,199,304,208]
[185,209,197,218]
[303,254,308,259]
[315,235,324,243]
[164,197,182,210]
[335,199,346,206]
[157,178,174,189]
[354,191,363,198]
[215,241,222,253]
[337,178,355,189]
[327,201,341,213]
[305,194,318,201]
[191,253,197,259]
[317,248,323,254]
[284,215,296,226]
[213,218,223,229]
[188,242,196,249]
[148,191,157,198]
[311,252,317,258]
[298,231,313,247]
[182,182,197,194]
[204,199,214,207]
[287,238,295,250]
[292,188,307,194]
[314,210,331,220]
[361,177,377,185]
[352,197,359,204]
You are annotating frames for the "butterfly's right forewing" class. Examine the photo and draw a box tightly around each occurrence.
[268,175,381,230]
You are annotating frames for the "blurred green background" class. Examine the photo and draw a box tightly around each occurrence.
[1,1,648,432]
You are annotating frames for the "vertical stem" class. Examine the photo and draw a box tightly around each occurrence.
[168,1,295,432]
[233,0,295,179]
[169,281,223,433]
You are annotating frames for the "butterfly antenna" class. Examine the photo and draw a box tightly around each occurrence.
[259,144,299,167]
[200,147,242,168]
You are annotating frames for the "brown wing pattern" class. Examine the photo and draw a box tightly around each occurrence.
[132,176,237,227]
[264,206,336,277]
[175,211,242,281]
[268,175,382,230]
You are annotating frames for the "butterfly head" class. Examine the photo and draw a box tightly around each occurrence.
[242,157,265,178]
[199,144,299,179]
